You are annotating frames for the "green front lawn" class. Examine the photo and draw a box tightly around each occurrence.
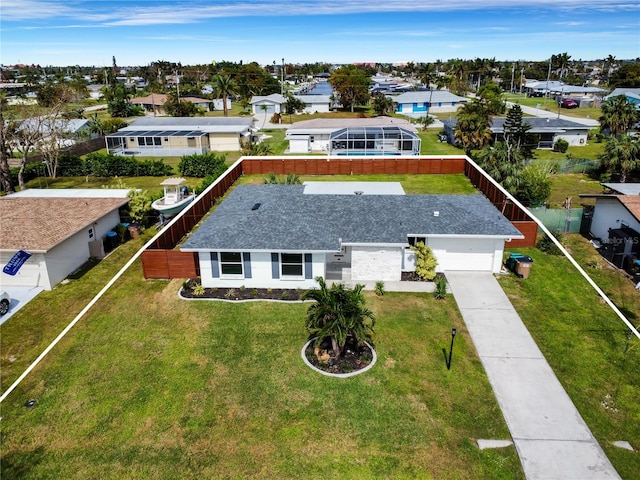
[501,235,640,480]
[0,234,522,479]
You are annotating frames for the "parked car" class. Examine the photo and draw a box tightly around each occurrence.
[527,91,545,98]
[0,291,10,316]
[560,98,578,109]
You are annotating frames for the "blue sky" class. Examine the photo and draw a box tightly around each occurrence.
[1,1,638,67]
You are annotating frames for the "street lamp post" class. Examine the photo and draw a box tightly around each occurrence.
[447,328,457,370]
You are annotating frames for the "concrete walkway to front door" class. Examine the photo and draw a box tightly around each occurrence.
[446,271,621,480]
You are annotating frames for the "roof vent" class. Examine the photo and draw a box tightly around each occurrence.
[251,202,261,211]
[433,211,440,217]
[354,191,364,195]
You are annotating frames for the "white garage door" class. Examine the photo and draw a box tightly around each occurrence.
[428,237,497,272]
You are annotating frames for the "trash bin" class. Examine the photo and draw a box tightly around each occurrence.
[515,255,534,278]
[505,253,533,278]
[104,231,118,252]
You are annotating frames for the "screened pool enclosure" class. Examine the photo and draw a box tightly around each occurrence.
[329,126,421,156]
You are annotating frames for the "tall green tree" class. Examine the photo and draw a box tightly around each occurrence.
[371,93,396,116]
[103,83,136,118]
[302,277,375,359]
[454,99,492,155]
[600,135,640,183]
[211,74,237,117]
[599,96,639,137]
[503,104,535,160]
[164,94,201,117]
[328,65,370,112]
[608,61,640,88]
[477,141,525,191]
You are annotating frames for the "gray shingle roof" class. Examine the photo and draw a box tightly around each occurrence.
[444,116,588,133]
[181,185,523,252]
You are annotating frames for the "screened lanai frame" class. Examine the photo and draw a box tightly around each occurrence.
[328,126,421,156]
[105,130,209,156]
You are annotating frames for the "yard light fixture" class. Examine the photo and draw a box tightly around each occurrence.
[447,328,457,370]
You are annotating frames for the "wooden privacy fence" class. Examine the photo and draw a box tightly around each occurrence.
[142,156,538,279]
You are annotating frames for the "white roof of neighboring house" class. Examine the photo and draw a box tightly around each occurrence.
[389,91,469,104]
[250,93,286,105]
[286,116,416,135]
[525,80,606,94]
[294,95,331,104]
[10,188,131,198]
[18,117,89,135]
[604,88,640,101]
[602,183,640,195]
[117,116,255,134]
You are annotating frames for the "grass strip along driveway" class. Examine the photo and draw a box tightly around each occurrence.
[0,233,522,478]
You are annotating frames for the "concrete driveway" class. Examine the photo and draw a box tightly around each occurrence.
[446,271,621,480]
[0,286,44,326]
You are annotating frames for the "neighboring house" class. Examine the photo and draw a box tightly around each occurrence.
[524,80,607,107]
[87,84,104,100]
[603,88,640,108]
[0,190,130,290]
[442,117,589,149]
[251,93,333,115]
[389,91,469,117]
[580,183,640,270]
[251,93,286,114]
[105,117,257,156]
[580,183,640,241]
[293,95,332,114]
[14,117,91,149]
[130,94,211,116]
[180,182,524,289]
[286,117,417,154]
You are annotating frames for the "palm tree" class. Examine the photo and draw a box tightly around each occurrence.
[599,96,638,137]
[601,136,640,183]
[302,277,375,359]
[211,74,237,117]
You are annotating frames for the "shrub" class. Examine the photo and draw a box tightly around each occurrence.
[410,242,438,281]
[192,285,205,296]
[281,290,290,300]
[178,152,227,178]
[553,138,569,153]
[433,276,448,300]
[374,281,385,296]
[537,231,563,255]
[126,189,152,225]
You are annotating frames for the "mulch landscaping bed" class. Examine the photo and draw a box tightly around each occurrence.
[181,281,303,301]
[304,336,374,375]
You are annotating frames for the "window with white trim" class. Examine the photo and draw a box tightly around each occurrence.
[220,252,243,277]
[281,253,303,277]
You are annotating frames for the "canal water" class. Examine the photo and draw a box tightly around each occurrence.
[306,81,333,95]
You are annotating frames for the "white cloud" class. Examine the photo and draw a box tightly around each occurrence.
[3,0,638,26]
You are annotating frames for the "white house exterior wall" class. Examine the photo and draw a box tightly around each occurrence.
[0,209,121,290]
[556,130,588,147]
[590,198,640,241]
[350,246,403,281]
[426,237,503,273]
[301,103,330,114]
[288,136,311,153]
[0,252,50,289]
[198,251,324,289]
[207,133,242,151]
